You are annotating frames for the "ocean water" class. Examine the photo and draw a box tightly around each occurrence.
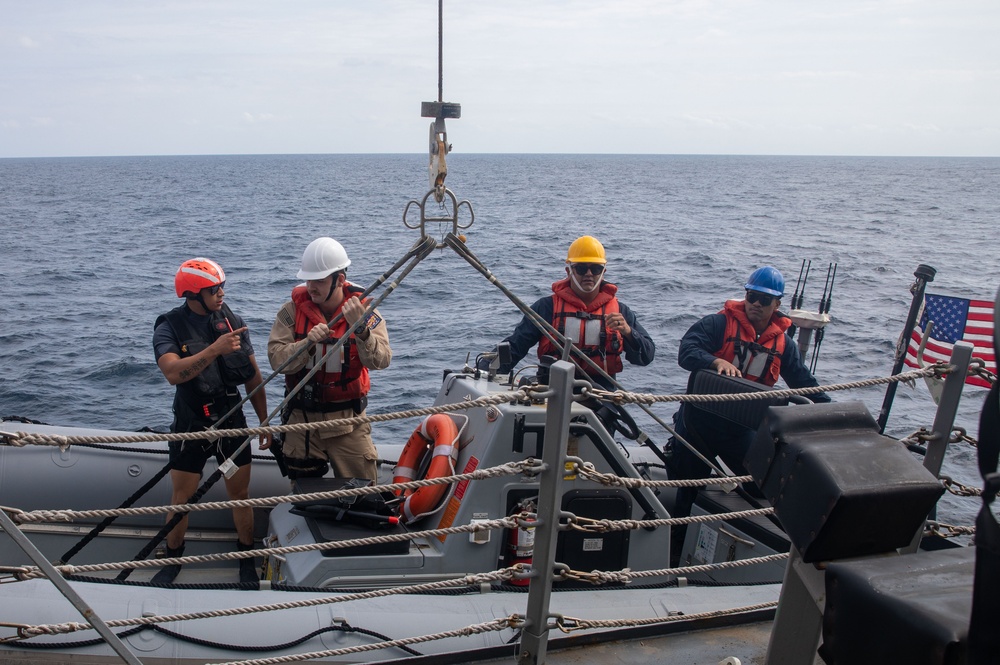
[1,153,998,527]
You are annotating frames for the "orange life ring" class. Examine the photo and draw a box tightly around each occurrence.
[392,414,460,523]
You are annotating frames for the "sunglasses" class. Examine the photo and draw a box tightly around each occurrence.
[745,291,776,306]
[204,282,226,295]
[571,263,605,276]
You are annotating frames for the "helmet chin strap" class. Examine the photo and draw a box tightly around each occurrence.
[324,274,339,302]
[186,294,208,313]
[568,267,600,295]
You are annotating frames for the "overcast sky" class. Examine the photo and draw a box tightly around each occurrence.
[2,1,998,158]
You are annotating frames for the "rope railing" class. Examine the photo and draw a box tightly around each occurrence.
[0,358,962,661]
[6,504,776,582]
[593,364,952,406]
[1,364,955,450]
[6,460,538,524]
[4,571,520,640]
[562,509,776,534]
[3,553,785,642]
[6,454,764,527]
[0,390,535,449]
[7,517,521,582]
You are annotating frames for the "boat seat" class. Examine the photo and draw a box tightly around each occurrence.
[686,369,791,431]
[745,400,945,562]
[694,485,789,554]
[819,546,974,665]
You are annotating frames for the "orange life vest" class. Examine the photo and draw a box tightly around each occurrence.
[713,299,790,386]
[537,278,624,376]
[287,284,370,404]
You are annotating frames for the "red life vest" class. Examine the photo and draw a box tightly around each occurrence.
[537,278,624,376]
[287,284,370,404]
[713,299,790,386]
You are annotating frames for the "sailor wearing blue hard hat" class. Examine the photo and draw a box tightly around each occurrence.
[666,265,830,565]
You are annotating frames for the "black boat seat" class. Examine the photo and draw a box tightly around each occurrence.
[820,546,973,665]
[686,369,790,431]
[746,400,945,562]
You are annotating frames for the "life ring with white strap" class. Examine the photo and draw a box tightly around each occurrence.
[392,414,460,523]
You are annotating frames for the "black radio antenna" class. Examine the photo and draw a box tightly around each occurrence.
[809,262,838,374]
[795,259,812,310]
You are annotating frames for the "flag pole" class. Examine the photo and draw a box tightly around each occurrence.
[877,263,937,433]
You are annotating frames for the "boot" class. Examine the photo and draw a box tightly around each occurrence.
[238,540,259,587]
[151,544,185,585]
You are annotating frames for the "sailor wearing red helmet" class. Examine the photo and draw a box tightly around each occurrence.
[152,257,271,585]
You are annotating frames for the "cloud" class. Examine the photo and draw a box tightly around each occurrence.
[1,0,998,157]
[243,112,275,123]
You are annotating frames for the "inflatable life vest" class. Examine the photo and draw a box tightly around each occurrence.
[155,303,255,430]
[392,414,460,523]
[713,299,790,386]
[537,278,624,376]
[287,284,370,405]
[155,302,256,400]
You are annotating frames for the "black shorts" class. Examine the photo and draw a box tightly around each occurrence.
[168,434,252,474]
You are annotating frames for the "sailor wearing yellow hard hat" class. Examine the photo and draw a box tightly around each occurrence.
[484,235,655,389]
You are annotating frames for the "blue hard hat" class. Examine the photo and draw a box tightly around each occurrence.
[744,266,785,297]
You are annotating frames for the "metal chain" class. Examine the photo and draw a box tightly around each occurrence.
[900,425,978,449]
[968,358,997,386]
[563,508,775,533]
[557,552,789,585]
[939,475,1000,499]
[924,520,976,538]
[950,425,978,448]
[572,460,751,488]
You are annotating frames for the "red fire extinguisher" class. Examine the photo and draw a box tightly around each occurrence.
[506,499,536,587]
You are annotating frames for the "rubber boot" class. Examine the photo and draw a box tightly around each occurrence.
[238,540,259,587]
[151,544,185,585]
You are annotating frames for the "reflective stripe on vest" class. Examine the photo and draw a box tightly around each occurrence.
[713,299,789,386]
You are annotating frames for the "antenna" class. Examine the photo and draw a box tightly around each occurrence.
[788,259,807,339]
[795,259,812,310]
[809,262,837,374]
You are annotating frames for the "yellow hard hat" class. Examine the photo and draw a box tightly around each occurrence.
[566,236,607,264]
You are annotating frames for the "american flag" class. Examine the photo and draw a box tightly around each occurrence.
[904,293,995,389]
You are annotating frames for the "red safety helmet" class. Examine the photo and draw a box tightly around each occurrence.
[175,258,226,298]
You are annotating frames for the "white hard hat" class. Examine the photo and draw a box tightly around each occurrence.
[297,237,351,280]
